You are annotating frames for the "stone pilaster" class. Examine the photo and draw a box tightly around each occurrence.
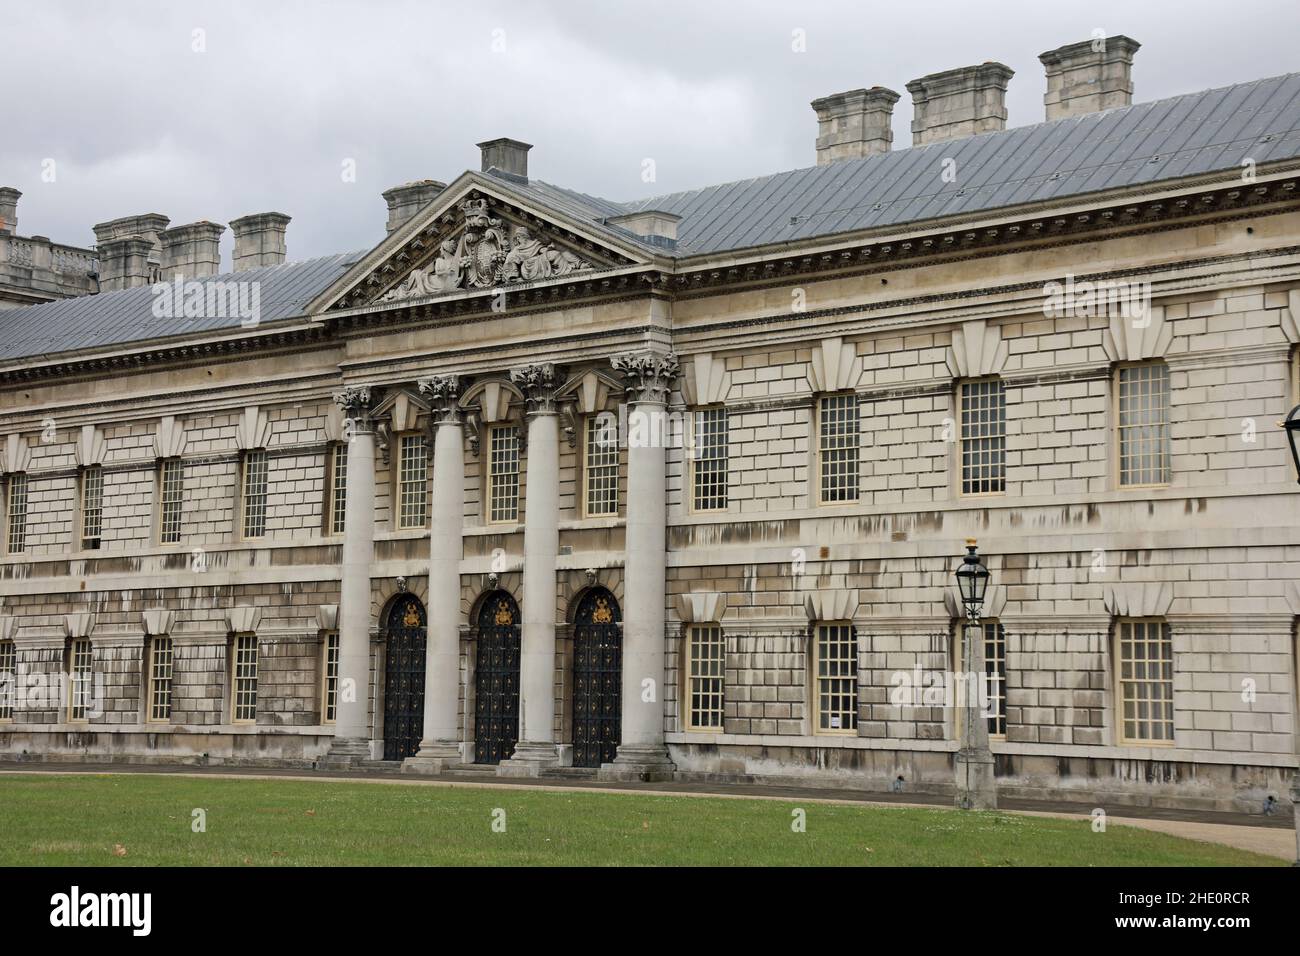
[498,362,563,776]
[601,350,679,781]
[324,384,380,764]
[404,374,466,774]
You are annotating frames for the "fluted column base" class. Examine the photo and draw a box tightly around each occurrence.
[497,740,562,777]
[598,745,676,783]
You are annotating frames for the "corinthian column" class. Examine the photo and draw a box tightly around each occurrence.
[498,362,563,776]
[601,350,679,781]
[326,384,380,763]
[404,374,466,774]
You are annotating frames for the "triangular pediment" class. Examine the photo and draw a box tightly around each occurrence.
[310,173,653,314]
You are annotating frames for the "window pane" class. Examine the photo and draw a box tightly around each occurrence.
[329,444,348,536]
[1118,364,1170,486]
[160,459,184,544]
[692,408,728,511]
[80,466,103,549]
[818,395,859,503]
[0,640,15,719]
[232,634,258,722]
[815,623,858,731]
[959,620,1008,736]
[687,625,725,729]
[488,426,520,523]
[323,631,340,722]
[68,639,92,720]
[149,637,174,721]
[1116,619,1174,742]
[398,434,428,528]
[960,379,1005,495]
[7,473,28,554]
[242,450,269,538]
[584,415,618,516]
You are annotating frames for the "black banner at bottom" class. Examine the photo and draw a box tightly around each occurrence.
[4,865,1289,942]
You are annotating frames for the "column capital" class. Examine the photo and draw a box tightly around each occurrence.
[612,350,679,405]
[509,362,563,415]
[332,384,382,434]
[418,374,465,425]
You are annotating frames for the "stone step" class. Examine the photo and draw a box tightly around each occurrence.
[357,759,404,772]
[446,764,498,775]
[539,767,600,779]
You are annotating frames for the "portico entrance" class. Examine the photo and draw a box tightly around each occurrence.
[572,588,621,768]
[474,591,521,764]
[382,594,426,761]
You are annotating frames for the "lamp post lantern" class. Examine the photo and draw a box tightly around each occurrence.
[1279,405,1300,864]
[953,538,997,810]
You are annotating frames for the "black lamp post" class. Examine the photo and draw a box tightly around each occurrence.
[1279,406,1300,864]
[956,539,991,619]
[953,538,996,810]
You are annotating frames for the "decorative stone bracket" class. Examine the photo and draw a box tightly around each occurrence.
[64,613,95,639]
[142,609,175,636]
[235,405,272,451]
[1279,288,1300,343]
[226,606,262,634]
[1103,581,1174,618]
[74,424,106,469]
[3,434,30,475]
[316,605,339,631]
[943,583,1007,620]
[803,588,859,622]
[946,319,1007,379]
[681,352,731,407]
[676,591,728,624]
[154,415,187,459]
[807,336,861,393]
[1102,304,1171,363]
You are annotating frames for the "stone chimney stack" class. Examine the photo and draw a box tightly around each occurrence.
[0,187,20,235]
[381,181,447,235]
[92,213,171,291]
[159,221,225,280]
[811,87,900,164]
[906,62,1014,146]
[230,212,291,270]
[478,138,532,181]
[96,237,155,291]
[1039,35,1141,121]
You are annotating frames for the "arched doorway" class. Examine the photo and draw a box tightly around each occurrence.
[572,588,621,768]
[382,594,426,761]
[474,591,521,764]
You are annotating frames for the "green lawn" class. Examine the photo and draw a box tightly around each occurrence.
[0,773,1281,866]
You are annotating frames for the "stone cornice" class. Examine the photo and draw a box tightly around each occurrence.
[4,174,1297,388]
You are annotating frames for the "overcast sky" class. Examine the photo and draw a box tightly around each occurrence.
[3,0,1298,265]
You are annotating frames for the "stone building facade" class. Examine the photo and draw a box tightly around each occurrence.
[2,36,1299,813]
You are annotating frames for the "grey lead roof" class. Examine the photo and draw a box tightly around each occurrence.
[3,71,1300,364]
[0,252,361,363]
[528,71,1300,255]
